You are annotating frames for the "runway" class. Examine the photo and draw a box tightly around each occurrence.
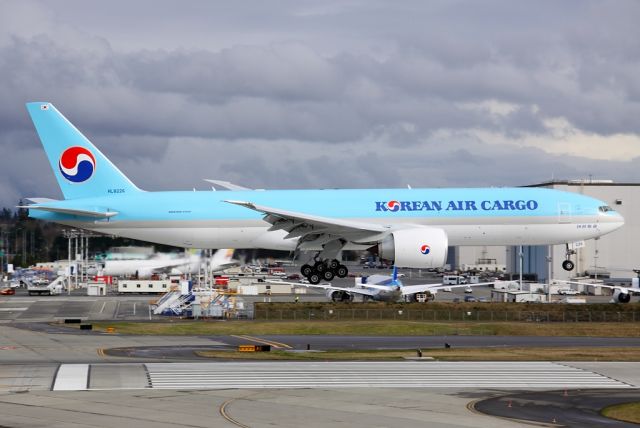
[47,361,636,391]
[0,324,638,427]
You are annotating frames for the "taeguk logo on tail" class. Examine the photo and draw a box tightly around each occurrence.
[420,244,431,255]
[59,147,96,183]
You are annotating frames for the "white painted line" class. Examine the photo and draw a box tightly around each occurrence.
[0,307,27,311]
[144,361,633,390]
[100,302,106,313]
[53,364,89,391]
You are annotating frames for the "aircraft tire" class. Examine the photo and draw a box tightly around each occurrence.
[308,273,321,284]
[301,264,313,276]
[336,265,348,278]
[314,261,326,273]
[329,259,340,269]
[562,260,575,271]
[323,270,335,281]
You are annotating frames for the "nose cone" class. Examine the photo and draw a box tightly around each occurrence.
[613,211,625,229]
[601,211,625,234]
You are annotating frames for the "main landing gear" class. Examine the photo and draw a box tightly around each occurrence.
[562,244,576,271]
[301,259,349,284]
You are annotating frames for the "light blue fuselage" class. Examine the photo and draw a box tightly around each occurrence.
[30,187,623,250]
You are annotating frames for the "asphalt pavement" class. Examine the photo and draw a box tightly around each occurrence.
[475,389,640,427]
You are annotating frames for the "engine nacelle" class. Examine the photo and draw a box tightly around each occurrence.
[612,288,631,304]
[378,227,448,268]
[326,290,353,302]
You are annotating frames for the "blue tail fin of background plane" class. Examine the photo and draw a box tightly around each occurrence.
[26,102,142,200]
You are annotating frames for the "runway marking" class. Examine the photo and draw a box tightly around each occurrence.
[220,397,251,428]
[231,335,292,349]
[145,362,633,390]
[97,348,105,357]
[52,364,89,391]
[100,302,106,313]
[0,307,27,311]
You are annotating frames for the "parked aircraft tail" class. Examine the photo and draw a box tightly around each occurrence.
[210,248,236,270]
[25,102,142,200]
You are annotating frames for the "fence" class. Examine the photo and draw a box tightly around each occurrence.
[254,308,640,322]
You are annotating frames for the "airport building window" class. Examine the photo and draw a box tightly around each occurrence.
[136,284,141,288]
[148,284,153,288]
[122,284,127,288]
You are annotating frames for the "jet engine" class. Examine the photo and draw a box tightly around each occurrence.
[378,227,448,268]
[326,290,353,302]
[612,288,631,304]
[134,267,155,279]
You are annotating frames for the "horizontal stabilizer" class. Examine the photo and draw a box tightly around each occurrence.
[25,197,58,204]
[18,205,118,218]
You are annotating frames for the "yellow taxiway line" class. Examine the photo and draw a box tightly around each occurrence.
[231,335,292,349]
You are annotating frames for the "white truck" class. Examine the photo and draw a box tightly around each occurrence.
[442,275,468,286]
[26,277,65,296]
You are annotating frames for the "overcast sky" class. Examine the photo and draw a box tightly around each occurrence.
[2,0,640,206]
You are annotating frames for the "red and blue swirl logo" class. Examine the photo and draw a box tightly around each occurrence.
[387,200,400,212]
[420,244,431,255]
[59,147,96,183]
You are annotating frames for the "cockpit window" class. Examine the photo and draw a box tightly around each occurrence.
[599,205,614,213]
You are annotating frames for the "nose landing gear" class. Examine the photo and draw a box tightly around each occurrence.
[563,244,576,271]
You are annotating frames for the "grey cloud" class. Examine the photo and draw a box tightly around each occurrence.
[1,0,640,206]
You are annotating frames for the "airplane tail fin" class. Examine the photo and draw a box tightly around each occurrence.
[26,102,142,200]
[392,266,398,282]
[210,249,235,268]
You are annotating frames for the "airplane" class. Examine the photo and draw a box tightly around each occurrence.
[21,102,625,284]
[293,266,495,302]
[553,279,640,304]
[99,248,236,278]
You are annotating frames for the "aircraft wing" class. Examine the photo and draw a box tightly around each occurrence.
[298,282,382,297]
[555,280,640,295]
[400,282,495,295]
[268,280,381,297]
[225,200,388,245]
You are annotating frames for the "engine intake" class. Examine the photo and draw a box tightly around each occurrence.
[378,227,448,268]
[613,289,631,303]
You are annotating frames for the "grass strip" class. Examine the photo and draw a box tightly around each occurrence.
[195,347,640,361]
[84,320,640,337]
[601,402,640,424]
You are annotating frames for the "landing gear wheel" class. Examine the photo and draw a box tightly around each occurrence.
[323,270,335,281]
[308,272,321,284]
[336,265,348,278]
[562,260,575,271]
[328,259,340,270]
[314,261,326,273]
[301,264,313,277]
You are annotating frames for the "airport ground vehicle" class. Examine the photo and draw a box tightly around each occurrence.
[23,103,625,285]
[557,288,579,295]
[443,275,468,285]
[26,277,64,296]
